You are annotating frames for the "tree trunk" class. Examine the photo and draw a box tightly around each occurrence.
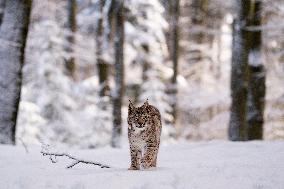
[191,0,209,43]
[96,0,110,97]
[65,0,77,79]
[0,0,32,144]
[141,44,150,82]
[105,0,115,42]
[229,0,253,141]
[247,0,265,140]
[0,0,5,25]
[169,0,180,125]
[111,0,124,148]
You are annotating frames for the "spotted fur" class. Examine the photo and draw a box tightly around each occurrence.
[127,100,162,170]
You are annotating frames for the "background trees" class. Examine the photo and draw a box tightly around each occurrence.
[0,0,32,144]
[0,0,283,147]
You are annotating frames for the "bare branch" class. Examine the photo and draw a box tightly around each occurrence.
[41,151,111,169]
[16,137,29,153]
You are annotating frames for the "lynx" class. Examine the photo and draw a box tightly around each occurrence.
[127,100,162,170]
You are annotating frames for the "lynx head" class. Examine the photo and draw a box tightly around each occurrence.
[128,100,150,129]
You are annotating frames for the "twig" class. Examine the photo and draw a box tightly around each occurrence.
[41,151,111,169]
[17,137,29,153]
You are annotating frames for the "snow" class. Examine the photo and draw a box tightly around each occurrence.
[1,141,284,189]
[248,49,262,67]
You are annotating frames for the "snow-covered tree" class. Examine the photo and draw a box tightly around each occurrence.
[124,0,174,138]
[18,0,112,148]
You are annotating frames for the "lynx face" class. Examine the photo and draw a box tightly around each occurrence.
[129,106,150,129]
[128,101,150,130]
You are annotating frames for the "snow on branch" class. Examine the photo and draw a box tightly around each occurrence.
[40,144,111,169]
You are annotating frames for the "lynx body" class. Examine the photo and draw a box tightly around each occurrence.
[127,100,162,170]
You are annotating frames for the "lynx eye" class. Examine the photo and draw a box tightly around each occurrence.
[143,114,148,120]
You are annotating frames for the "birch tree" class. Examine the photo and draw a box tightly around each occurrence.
[0,0,32,144]
[111,0,124,148]
[247,0,265,140]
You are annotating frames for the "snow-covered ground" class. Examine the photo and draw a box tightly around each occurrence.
[1,141,284,189]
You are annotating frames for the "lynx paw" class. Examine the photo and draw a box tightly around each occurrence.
[141,161,152,169]
[128,166,140,170]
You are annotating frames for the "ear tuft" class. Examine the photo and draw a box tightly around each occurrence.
[143,99,149,107]
[129,100,135,112]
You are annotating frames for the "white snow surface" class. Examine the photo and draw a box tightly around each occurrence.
[1,141,284,189]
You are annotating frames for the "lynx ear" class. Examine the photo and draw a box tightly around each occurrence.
[143,99,149,107]
[129,100,135,112]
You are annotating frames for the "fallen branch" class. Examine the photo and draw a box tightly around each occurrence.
[41,151,111,169]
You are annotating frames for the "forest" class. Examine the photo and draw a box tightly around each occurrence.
[0,0,284,188]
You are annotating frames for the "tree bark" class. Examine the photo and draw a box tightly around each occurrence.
[96,0,110,97]
[169,0,180,125]
[141,44,150,82]
[65,0,77,79]
[0,0,32,144]
[247,0,265,140]
[111,0,124,148]
[0,0,5,25]
[229,0,253,141]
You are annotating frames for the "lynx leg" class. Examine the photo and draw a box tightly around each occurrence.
[150,146,160,167]
[151,120,161,168]
[142,146,156,169]
[151,131,161,167]
[128,148,142,170]
[150,148,158,167]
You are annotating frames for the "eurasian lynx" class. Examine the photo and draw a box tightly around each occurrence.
[127,100,162,170]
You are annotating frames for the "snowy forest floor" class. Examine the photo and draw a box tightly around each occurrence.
[1,141,284,189]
